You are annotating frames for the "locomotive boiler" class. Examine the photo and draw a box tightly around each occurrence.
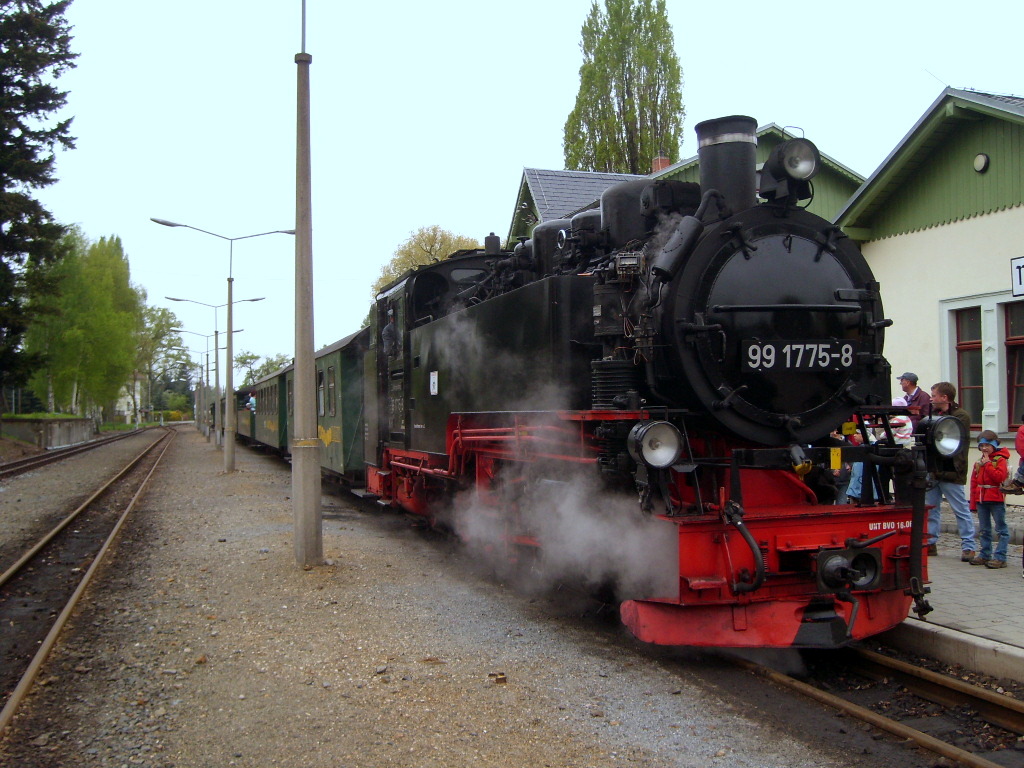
[245,114,968,649]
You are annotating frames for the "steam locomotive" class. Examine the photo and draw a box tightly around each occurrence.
[239,115,967,648]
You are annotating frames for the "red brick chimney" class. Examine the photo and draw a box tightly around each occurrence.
[651,154,671,173]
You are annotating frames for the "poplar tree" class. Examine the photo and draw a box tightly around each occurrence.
[563,0,683,175]
[0,0,77,391]
[26,234,143,415]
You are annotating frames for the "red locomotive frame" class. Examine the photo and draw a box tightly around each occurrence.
[366,409,924,649]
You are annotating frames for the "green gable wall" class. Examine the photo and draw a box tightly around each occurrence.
[658,134,862,221]
[865,116,1024,240]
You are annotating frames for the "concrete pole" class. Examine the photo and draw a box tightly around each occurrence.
[225,273,236,473]
[292,47,322,566]
[197,363,205,434]
[213,329,221,449]
[205,351,212,440]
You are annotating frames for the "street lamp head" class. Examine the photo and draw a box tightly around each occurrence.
[244,297,266,303]
[165,296,185,302]
[151,218,184,228]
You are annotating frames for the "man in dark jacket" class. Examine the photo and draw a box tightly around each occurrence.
[898,372,930,428]
[925,381,977,561]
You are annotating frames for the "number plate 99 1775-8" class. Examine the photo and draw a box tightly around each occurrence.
[743,340,854,370]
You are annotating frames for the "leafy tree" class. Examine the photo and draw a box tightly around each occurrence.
[237,351,291,386]
[563,0,683,174]
[234,350,262,384]
[371,225,479,299]
[163,390,189,413]
[26,234,144,416]
[133,304,185,418]
[20,225,87,410]
[0,0,77,391]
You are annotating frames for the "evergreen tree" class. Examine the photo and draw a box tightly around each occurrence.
[563,0,683,174]
[0,0,77,390]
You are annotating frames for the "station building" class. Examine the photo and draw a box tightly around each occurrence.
[836,88,1024,437]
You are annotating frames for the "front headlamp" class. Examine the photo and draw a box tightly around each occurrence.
[627,420,683,469]
[777,138,820,181]
[916,415,968,458]
[759,138,822,203]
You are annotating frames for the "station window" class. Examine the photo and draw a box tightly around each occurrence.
[317,369,325,417]
[327,366,336,417]
[955,307,982,428]
[1007,302,1024,429]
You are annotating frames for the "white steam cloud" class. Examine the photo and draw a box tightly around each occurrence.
[449,465,679,603]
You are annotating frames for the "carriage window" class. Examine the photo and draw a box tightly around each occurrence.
[327,366,336,417]
[287,379,293,416]
[317,369,325,417]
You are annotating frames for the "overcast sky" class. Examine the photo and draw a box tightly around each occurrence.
[35,0,1022,384]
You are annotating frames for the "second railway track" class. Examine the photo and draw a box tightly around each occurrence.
[0,427,176,734]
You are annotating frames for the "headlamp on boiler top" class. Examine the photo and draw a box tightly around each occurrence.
[759,138,821,203]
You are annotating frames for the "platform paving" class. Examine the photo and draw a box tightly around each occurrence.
[880,522,1024,685]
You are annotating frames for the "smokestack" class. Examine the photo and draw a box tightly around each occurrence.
[695,115,757,213]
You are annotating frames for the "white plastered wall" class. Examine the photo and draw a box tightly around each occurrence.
[862,205,1024,437]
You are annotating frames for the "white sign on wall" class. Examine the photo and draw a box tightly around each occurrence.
[1013,256,1024,297]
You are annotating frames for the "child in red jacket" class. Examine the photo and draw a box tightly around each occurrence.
[969,431,1011,568]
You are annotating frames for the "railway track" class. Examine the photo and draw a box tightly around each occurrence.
[0,427,176,735]
[0,428,157,481]
[736,647,1024,768]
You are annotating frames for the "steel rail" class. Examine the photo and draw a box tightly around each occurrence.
[849,647,1024,735]
[0,428,156,480]
[0,428,170,590]
[0,428,176,736]
[733,657,1008,768]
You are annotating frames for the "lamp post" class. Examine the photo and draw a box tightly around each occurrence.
[166,291,261,471]
[293,1,321,566]
[153,219,293,473]
[179,328,228,441]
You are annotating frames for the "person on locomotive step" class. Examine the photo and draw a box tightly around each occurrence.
[889,397,915,446]
[844,427,868,503]
[1000,414,1024,494]
[828,429,853,504]
[381,308,398,357]
[968,430,1010,569]
[875,397,914,496]
[925,381,978,561]
[898,372,930,428]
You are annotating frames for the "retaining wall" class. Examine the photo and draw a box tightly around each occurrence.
[0,418,96,449]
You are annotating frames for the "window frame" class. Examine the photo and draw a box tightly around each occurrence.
[327,365,336,417]
[954,306,983,429]
[1006,301,1024,430]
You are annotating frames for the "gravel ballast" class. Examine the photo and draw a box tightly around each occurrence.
[0,426,940,767]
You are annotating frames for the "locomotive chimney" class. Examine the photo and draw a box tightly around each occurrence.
[695,115,757,214]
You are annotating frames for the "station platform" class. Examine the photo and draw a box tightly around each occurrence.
[880,514,1024,685]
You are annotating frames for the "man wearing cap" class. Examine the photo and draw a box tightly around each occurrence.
[898,372,929,427]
